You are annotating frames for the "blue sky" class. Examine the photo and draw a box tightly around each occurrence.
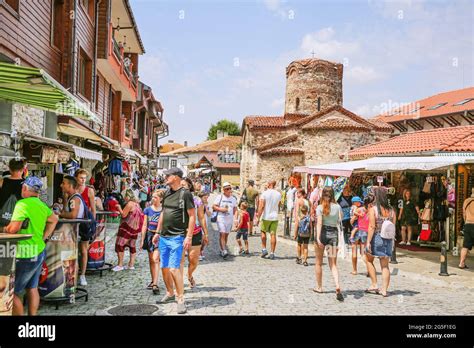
[133,0,473,145]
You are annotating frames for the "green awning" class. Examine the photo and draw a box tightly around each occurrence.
[0,62,101,124]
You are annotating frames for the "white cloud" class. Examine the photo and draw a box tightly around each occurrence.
[346,66,383,84]
[262,0,293,20]
[300,27,359,61]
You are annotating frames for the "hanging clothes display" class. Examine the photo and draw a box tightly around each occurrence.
[64,158,80,176]
[109,158,123,176]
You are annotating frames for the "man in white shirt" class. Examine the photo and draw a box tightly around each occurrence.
[256,180,281,259]
[212,182,238,258]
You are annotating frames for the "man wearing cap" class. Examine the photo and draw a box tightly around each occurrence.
[5,176,58,315]
[213,182,238,258]
[152,168,195,314]
[243,180,259,236]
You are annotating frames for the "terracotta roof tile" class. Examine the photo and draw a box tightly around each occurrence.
[260,146,304,157]
[166,136,241,155]
[349,125,474,159]
[302,117,371,131]
[373,87,474,123]
[159,143,184,154]
[244,115,289,129]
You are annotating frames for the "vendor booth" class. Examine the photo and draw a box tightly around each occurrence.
[293,155,474,251]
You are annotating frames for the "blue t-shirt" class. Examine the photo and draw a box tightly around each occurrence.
[143,206,161,232]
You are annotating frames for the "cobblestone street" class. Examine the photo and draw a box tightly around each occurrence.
[39,215,473,316]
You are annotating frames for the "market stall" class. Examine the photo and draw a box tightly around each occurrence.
[293,155,474,251]
[0,234,32,316]
[38,219,90,310]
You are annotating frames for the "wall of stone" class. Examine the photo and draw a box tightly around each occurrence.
[257,154,305,190]
[302,130,390,165]
[11,104,45,137]
[285,59,343,116]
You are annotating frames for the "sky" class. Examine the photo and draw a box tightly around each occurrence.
[132,0,474,146]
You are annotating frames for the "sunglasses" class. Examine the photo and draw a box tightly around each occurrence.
[224,187,232,191]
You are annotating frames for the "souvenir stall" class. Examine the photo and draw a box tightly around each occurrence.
[294,155,474,252]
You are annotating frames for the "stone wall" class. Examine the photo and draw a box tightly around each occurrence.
[302,130,390,165]
[285,59,343,116]
[11,104,45,136]
[257,153,305,190]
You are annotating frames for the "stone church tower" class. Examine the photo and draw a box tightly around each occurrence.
[284,58,343,115]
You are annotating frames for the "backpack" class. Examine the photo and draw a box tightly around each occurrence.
[0,195,18,227]
[379,209,396,240]
[298,215,311,238]
[72,194,97,241]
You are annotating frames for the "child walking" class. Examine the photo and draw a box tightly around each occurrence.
[236,202,250,255]
[294,204,311,266]
[349,196,363,244]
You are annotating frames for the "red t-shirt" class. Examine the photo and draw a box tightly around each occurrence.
[239,211,250,229]
[107,198,120,217]
[81,186,92,209]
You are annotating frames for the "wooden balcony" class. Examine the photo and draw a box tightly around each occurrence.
[97,23,138,102]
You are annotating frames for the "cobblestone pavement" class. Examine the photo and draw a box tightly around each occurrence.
[38,213,474,316]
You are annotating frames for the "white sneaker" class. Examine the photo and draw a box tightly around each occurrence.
[406,242,411,246]
[79,275,87,286]
[199,255,203,261]
[399,241,406,245]
[112,265,124,272]
[128,266,136,270]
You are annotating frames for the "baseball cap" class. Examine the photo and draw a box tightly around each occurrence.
[222,182,232,188]
[351,196,363,204]
[24,176,43,193]
[163,167,184,178]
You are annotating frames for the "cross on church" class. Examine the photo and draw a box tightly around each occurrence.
[311,50,316,58]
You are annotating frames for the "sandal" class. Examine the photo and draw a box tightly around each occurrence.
[188,277,196,288]
[303,261,309,266]
[312,288,323,294]
[378,291,388,297]
[147,281,153,290]
[351,271,357,275]
[296,258,301,264]
[364,288,380,295]
[152,284,160,295]
[459,265,469,269]
[336,289,344,302]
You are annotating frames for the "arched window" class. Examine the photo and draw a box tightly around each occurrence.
[295,97,300,111]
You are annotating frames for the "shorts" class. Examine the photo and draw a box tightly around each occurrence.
[217,220,233,234]
[159,235,185,269]
[247,208,256,220]
[352,230,368,244]
[236,228,248,241]
[261,220,278,234]
[368,233,393,257]
[192,231,203,246]
[142,231,159,252]
[463,223,474,250]
[14,249,46,294]
[320,225,338,247]
[297,235,310,244]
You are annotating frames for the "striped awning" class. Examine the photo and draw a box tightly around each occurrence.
[0,62,101,124]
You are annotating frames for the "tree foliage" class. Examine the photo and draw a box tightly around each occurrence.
[207,119,241,140]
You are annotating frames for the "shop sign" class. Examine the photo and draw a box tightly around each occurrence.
[57,150,71,163]
[377,176,384,184]
[41,147,58,164]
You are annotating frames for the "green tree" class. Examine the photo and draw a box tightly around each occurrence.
[207,119,241,140]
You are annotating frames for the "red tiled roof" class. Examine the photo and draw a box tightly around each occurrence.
[302,117,371,131]
[244,105,392,133]
[195,154,240,169]
[213,162,240,169]
[244,115,289,130]
[166,136,241,155]
[260,147,304,157]
[373,87,474,123]
[349,125,474,159]
[159,142,184,154]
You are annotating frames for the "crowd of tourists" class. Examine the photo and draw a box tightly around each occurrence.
[1,158,473,315]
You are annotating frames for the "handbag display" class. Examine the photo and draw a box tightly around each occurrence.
[419,223,432,241]
[420,200,433,221]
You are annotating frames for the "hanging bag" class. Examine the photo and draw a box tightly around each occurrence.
[211,195,223,223]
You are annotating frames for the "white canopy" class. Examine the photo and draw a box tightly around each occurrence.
[294,155,474,177]
[123,147,147,163]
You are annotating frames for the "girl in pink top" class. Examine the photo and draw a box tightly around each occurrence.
[349,195,373,275]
